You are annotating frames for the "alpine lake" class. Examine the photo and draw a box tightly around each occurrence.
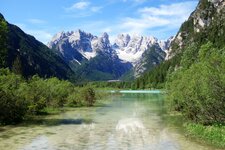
[0,90,221,150]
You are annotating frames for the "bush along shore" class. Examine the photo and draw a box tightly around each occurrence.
[0,68,105,125]
[185,123,225,148]
[166,43,225,148]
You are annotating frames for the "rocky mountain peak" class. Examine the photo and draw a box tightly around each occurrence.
[100,32,110,45]
[91,32,111,53]
[113,33,169,66]
[191,0,225,32]
[47,29,173,79]
[48,31,65,48]
[159,36,174,51]
[114,34,131,48]
[101,32,109,38]
[68,30,94,43]
[168,0,225,59]
[208,0,225,7]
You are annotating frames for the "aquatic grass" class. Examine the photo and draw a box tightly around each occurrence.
[163,112,184,128]
[185,123,225,148]
[0,134,10,139]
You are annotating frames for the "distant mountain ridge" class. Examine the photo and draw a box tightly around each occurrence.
[48,30,173,79]
[0,13,174,82]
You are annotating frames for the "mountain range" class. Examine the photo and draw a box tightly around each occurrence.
[1,11,173,82]
[47,30,172,81]
[1,0,222,82]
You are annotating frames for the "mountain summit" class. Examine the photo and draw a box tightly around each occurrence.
[48,31,172,80]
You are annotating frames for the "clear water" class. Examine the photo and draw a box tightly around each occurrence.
[0,91,220,150]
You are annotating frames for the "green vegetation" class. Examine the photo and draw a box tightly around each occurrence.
[165,43,225,148]
[136,0,225,90]
[0,69,98,125]
[185,123,225,148]
[133,54,181,89]
[0,15,8,68]
[0,13,73,80]
[167,43,225,125]
[73,52,132,82]
[67,87,96,107]
[86,81,133,89]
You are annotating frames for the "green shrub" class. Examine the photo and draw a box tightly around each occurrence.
[67,91,84,107]
[167,43,225,124]
[81,87,96,106]
[0,17,8,67]
[0,68,99,124]
[0,90,28,124]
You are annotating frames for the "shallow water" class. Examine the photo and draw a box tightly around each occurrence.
[0,91,220,150]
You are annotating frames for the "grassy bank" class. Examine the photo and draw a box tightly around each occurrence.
[163,110,225,148]
[184,123,225,148]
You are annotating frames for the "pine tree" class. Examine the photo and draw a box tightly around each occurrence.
[12,56,23,75]
[0,17,8,67]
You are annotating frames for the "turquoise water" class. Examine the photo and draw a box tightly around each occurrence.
[0,91,220,150]
[111,90,162,94]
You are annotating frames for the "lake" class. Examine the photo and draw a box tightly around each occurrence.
[0,91,220,150]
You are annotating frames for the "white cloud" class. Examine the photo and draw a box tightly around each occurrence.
[64,1,103,17]
[118,1,198,36]
[68,1,90,10]
[28,19,46,24]
[139,2,196,17]
[81,1,197,41]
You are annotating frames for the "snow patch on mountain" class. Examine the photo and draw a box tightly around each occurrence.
[113,34,170,65]
[48,30,111,61]
[83,51,97,60]
[115,48,144,64]
[48,30,173,78]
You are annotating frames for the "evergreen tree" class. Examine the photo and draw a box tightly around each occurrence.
[12,56,23,75]
[0,16,8,67]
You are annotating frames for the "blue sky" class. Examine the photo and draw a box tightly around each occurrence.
[0,0,198,44]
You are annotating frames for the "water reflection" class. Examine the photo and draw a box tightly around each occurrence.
[0,92,220,150]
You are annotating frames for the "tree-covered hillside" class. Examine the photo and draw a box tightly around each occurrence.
[134,0,225,89]
[0,13,74,80]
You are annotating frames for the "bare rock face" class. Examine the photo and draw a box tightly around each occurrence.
[113,34,160,64]
[113,34,171,77]
[168,0,225,59]
[48,30,172,79]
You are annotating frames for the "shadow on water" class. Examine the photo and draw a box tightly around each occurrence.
[0,128,6,132]
[23,118,94,126]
